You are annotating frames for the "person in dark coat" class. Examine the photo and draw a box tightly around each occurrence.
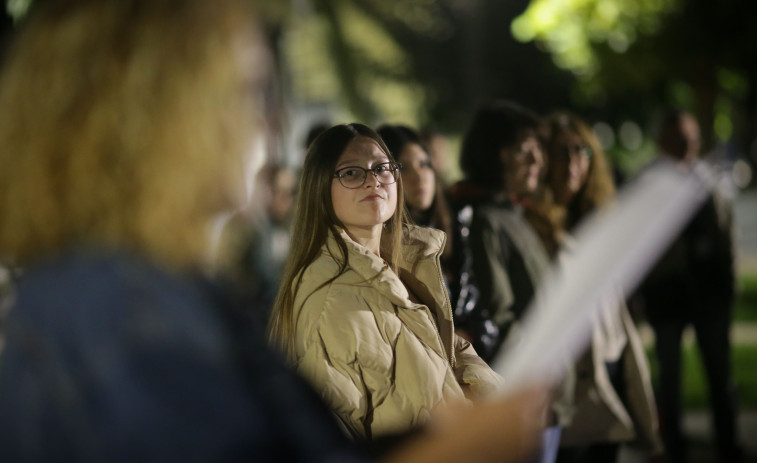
[448,100,571,463]
[636,109,742,463]
[449,100,550,363]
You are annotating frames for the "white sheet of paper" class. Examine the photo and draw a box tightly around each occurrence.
[491,161,711,394]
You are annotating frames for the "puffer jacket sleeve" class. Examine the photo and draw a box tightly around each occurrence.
[295,287,372,439]
[295,285,431,440]
[451,334,504,397]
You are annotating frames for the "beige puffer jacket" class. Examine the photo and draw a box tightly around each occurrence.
[291,224,503,439]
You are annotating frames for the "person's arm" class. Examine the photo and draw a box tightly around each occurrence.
[469,211,515,319]
[294,287,376,439]
[381,387,549,463]
[461,210,515,360]
[451,334,504,398]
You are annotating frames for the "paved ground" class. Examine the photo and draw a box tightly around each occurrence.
[618,410,757,462]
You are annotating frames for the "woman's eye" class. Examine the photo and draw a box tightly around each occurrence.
[374,164,389,173]
[342,169,360,178]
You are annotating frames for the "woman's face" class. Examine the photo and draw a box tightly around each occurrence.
[661,114,700,161]
[398,143,435,212]
[501,135,544,197]
[331,136,398,235]
[550,130,591,200]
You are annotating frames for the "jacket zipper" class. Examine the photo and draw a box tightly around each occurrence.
[434,235,455,368]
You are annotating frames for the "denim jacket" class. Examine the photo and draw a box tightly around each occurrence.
[0,247,366,463]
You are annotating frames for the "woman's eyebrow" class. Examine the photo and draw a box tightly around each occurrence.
[335,158,360,169]
[335,158,390,169]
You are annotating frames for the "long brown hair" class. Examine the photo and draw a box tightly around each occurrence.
[0,0,259,270]
[268,123,408,358]
[530,111,616,256]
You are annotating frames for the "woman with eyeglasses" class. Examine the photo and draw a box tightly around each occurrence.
[449,100,551,364]
[528,111,615,256]
[529,112,662,463]
[268,123,504,441]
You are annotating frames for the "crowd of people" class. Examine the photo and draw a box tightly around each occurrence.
[0,1,744,463]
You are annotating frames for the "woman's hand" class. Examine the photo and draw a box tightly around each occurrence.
[381,385,550,463]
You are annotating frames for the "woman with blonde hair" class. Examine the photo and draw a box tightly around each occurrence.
[269,123,504,441]
[0,0,286,459]
[0,1,547,461]
[0,0,262,270]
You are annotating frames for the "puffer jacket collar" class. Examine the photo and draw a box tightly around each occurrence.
[323,224,455,365]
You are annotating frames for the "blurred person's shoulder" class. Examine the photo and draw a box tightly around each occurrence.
[10,247,228,348]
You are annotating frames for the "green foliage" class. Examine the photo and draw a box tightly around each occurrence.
[511,0,677,77]
[6,0,31,21]
[285,0,449,124]
[606,136,656,178]
[285,0,579,131]
[718,69,750,99]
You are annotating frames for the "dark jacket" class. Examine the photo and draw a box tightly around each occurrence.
[638,162,736,320]
[0,247,367,463]
[448,181,550,362]
[448,182,574,428]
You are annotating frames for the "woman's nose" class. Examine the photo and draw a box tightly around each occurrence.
[525,151,541,166]
[364,171,381,188]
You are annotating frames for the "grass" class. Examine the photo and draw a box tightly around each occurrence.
[734,272,757,322]
[643,271,757,410]
[646,344,757,410]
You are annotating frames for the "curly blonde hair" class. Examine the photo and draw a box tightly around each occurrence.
[0,0,260,270]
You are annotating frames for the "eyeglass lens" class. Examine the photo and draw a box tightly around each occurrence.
[336,163,398,188]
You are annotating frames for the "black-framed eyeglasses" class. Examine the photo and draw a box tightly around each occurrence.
[333,162,401,189]
[559,144,593,159]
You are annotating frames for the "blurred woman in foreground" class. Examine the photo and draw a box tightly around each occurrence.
[0,1,546,462]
